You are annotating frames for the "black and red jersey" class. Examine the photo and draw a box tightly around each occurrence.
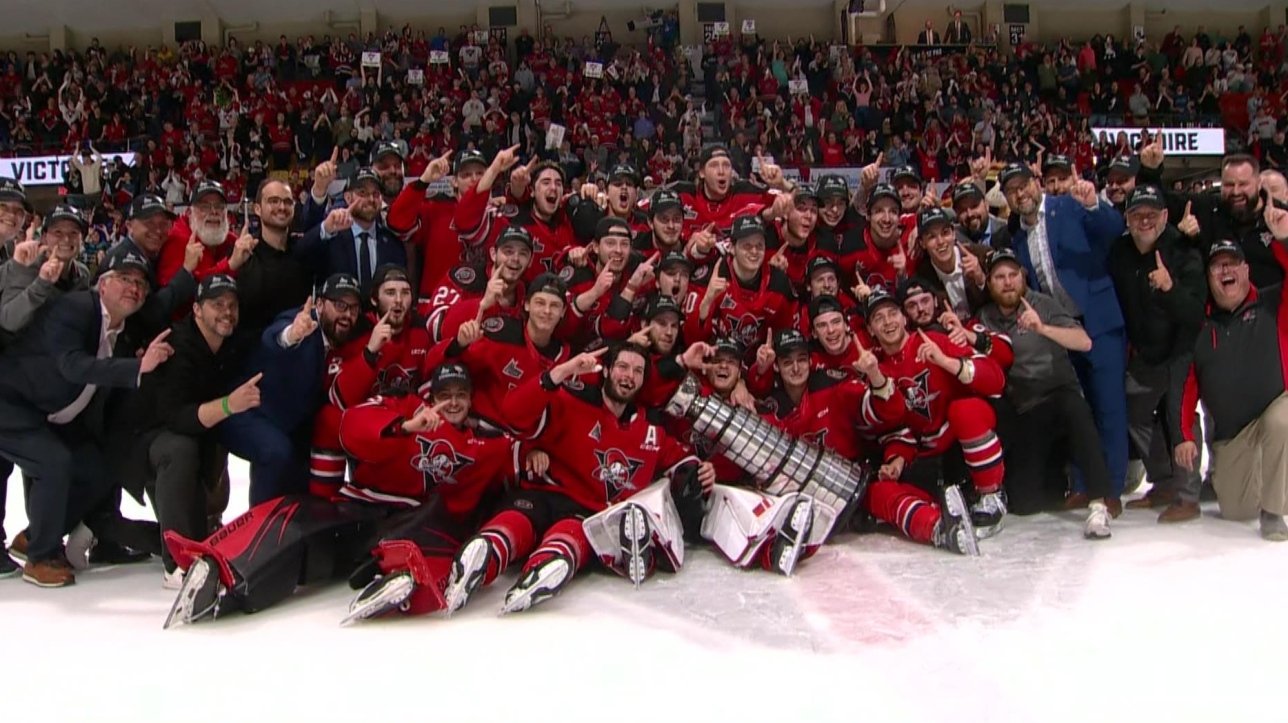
[330,315,436,409]
[338,394,517,514]
[819,216,917,291]
[659,179,775,236]
[502,372,698,512]
[756,368,905,461]
[424,263,529,343]
[684,255,797,352]
[441,315,570,430]
[387,182,486,300]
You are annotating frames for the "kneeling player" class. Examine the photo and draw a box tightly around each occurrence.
[162,365,519,628]
[444,344,713,614]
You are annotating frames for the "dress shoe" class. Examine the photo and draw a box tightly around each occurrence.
[1105,497,1123,519]
[22,558,75,588]
[1157,500,1200,523]
[1127,489,1175,510]
[1062,493,1089,510]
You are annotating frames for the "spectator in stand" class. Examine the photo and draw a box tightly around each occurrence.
[944,11,972,45]
[918,20,942,45]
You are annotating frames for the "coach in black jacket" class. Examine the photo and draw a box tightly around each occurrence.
[294,168,407,290]
[0,248,175,587]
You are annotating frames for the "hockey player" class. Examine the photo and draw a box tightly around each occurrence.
[440,272,572,431]
[663,144,789,235]
[863,288,1009,536]
[827,184,918,291]
[686,215,796,354]
[443,344,711,614]
[569,163,649,239]
[599,250,692,342]
[425,225,536,343]
[560,217,638,342]
[163,364,520,628]
[631,189,687,257]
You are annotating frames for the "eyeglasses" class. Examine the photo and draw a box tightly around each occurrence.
[328,299,359,314]
[260,196,293,207]
[107,273,149,290]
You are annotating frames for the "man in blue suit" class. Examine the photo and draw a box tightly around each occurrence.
[295,168,407,290]
[220,273,364,504]
[1000,162,1129,508]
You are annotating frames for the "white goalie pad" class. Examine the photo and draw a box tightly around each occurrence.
[700,485,840,568]
[583,478,685,576]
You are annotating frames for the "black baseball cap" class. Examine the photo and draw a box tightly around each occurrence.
[806,255,840,281]
[1107,155,1140,178]
[350,167,381,190]
[595,216,633,241]
[43,204,88,234]
[730,215,766,243]
[792,183,819,204]
[650,189,684,217]
[321,272,362,302]
[917,206,955,234]
[864,286,900,317]
[608,164,641,186]
[371,264,411,293]
[1126,185,1167,212]
[1207,239,1246,263]
[129,194,177,220]
[371,140,407,163]
[430,362,472,393]
[816,174,851,201]
[773,328,810,356]
[100,246,151,276]
[951,180,984,207]
[891,165,921,186]
[808,294,845,319]
[455,149,488,173]
[699,143,731,166]
[0,177,30,211]
[897,278,935,305]
[527,271,568,300]
[711,336,743,359]
[1041,154,1073,175]
[658,250,693,273]
[496,225,534,250]
[986,247,1023,273]
[190,180,227,205]
[196,274,238,302]
[998,163,1033,191]
[867,183,900,210]
[643,294,682,321]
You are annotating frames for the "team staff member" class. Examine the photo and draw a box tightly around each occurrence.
[231,179,314,338]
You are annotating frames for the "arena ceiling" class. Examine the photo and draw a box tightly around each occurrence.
[0,0,1273,37]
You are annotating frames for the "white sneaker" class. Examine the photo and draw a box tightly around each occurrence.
[1084,501,1112,540]
[65,523,95,571]
[162,567,185,590]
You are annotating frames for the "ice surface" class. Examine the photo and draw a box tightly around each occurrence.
[2,459,1285,723]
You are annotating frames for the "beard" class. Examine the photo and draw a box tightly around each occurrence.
[196,218,229,247]
[603,377,639,404]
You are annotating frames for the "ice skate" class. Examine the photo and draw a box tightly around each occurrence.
[500,554,572,614]
[933,485,980,556]
[341,572,415,626]
[163,557,225,629]
[444,537,493,615]
[769,497,814,576]
[970,490,1007,539]
[619,503,652,588]
[1084,501,1112,540]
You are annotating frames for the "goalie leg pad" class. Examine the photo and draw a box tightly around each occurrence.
[582,479,685,581]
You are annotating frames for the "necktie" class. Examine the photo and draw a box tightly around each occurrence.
[358,231,373,287]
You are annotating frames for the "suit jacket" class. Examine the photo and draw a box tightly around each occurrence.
[1007,194,1126,337]
[945,21,972,44]
[917,30,941,45]
[235,306,332,432]
[0,289,141,429]
[295,222,408,288]
[913,242,993,314]
[957,215,1011,249]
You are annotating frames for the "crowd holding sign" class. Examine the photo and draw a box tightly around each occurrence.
[361,51,381,68]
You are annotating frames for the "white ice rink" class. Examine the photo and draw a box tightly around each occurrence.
[3,458,1286,723]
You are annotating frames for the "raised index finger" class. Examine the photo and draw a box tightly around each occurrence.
[152,328,173,344]
[244,372,265,387]
[1184,200,1192,217]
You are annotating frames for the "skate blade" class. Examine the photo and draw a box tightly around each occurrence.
[500,559,570,615]
[776,499,815,576]
[163,558,212,630]
[943,487,980,557]
[973,518,1005,540]
[340,574,414,627]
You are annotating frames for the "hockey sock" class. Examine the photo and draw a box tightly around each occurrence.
[948,398,1005,494]
[476,510,536,586]
[865,480,939,544]
[522,518,592,574]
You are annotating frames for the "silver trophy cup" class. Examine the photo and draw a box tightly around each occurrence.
[664,375,870,514]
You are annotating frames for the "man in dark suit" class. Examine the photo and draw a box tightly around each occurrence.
[295,168,408,290]
[1000,162,1129,504]
[0,248,175,587]
[917,19,941,45]
[944,10,972,44]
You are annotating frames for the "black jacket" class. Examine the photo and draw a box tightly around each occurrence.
[1107,225,1206,365]
[132,315,250,438]
[233,234,313,337]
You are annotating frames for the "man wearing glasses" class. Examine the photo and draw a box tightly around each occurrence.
[298,168,408,290]
[227,179,314,339]
[157,180,258,285]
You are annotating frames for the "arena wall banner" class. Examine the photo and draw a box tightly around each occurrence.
[0,152,138,186]
[1092,127,1227,156]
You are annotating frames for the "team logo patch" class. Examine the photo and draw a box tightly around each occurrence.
[558,265,575,281]
[412,438,474,488]
[502,358,524,380]
[723,313,763,349]
[825,368,848,380]
[900,369,941,421]
[454,266,477,285]
[501,204,519,218]
[593,448,645,499]
[482,316,504,333]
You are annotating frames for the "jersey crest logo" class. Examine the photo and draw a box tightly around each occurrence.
[588,421,602,442]
[412,438,474,488]
[502,358,524,380]
[593,448,645,498]
[558,265,575,281]
[900,369,941,421]
[482,316,505,333]
[454,266,477,285]
[723,313,763,348]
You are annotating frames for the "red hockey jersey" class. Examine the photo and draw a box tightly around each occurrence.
[443,315,570,430]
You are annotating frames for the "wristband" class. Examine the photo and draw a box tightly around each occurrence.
[221,396,232,416]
